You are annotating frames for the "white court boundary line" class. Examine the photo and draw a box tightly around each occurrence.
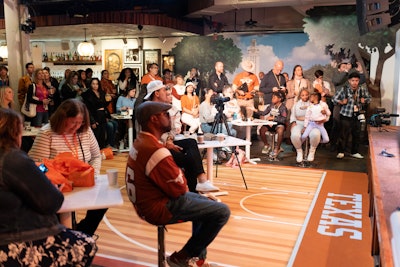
[102,216,239,267]
[286,171,327,267]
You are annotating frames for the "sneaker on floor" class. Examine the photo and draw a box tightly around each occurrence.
[196,181,219,192]
[188,257,219,267]
[261,145,271,154]
[351,153,364,159]
[189,257,220,267]
[167,251,189,267]
[336,153,345,159]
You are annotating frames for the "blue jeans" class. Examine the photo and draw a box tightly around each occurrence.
[201,122,236,136]
[166,192,230,259]
[31,111,49,127]
[106,119,118,147]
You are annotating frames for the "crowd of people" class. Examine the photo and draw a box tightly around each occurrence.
[0,57,372,266]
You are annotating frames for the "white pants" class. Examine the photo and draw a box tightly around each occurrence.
[290,121,321,149]
[181,113,201,133]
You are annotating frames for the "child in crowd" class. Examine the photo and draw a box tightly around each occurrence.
[301,92,331,143]
[257,91,287,156]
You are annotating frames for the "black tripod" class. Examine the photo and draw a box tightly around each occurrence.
[210,101,248,189]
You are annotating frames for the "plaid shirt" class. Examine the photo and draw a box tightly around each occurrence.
[332,84,371,118]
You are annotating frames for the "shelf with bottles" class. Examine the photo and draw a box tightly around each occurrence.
[42,51,102,64]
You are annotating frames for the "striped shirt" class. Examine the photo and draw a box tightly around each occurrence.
[28,124,102,175]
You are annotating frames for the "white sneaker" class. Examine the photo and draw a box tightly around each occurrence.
[196,181,219,192]
[336,153,345,159]
[351,153,364,159]
[261,145,271,154]
[296,149,303,163]
[307,147,316,162]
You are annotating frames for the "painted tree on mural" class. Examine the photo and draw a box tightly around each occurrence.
[358,27,397,101]
[171,36,242,82]
[303,15,397,108]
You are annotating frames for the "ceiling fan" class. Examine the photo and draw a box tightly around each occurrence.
[245,8,257,28]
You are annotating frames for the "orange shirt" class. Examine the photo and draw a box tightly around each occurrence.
[141,73,162,85]
[181,94,200,113]
[233,72,259,99]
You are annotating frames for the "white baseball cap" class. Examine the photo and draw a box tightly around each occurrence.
[144,80,166,100]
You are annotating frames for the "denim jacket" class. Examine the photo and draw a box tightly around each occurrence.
[0,148,65,245]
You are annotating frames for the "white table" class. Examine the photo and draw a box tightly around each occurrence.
[22,127,40,137]
[231,119,276,163]
[173,134,250,185]
[58,174,124,228]
[111,114,133,152]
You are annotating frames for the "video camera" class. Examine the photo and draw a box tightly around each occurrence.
[370,107,399,127]
[211,94,230,110]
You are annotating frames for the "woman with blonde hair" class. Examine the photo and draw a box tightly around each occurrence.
[0,86,14,108]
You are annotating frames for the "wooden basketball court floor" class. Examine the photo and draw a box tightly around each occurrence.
[80,153,328,267]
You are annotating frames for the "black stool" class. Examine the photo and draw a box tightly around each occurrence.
[157,225,166,267]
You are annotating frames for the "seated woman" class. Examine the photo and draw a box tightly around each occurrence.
[0,108,97,266]
[116,87,137,146]
[82,78,113,149]
[181,82,202,134]
[0,86,14,108]
[199,87,238,136]
[29,99,106,236]
[256,91,287,156]
[290,89,323,162]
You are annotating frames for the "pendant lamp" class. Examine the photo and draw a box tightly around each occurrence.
[77,28,94,57]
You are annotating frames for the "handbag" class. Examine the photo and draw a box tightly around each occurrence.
[21,84,38,118]
[48,152,95,187]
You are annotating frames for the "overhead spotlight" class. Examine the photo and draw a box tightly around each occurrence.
[122,38,127,44]
[138,24,143,31]
[158,37,166,43]
[90,39,96,45]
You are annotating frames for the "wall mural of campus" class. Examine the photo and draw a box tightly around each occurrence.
[170,14,399,116]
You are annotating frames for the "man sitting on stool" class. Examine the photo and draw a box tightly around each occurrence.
[125,101,230,266]
[145,80,219,192]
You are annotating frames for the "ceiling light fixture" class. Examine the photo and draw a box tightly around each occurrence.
[122,37,127,44]
[158,36,166,43]
[77,28,94,57]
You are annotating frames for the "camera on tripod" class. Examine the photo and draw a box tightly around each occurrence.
[370,107,399,127]
[211,95,230,109]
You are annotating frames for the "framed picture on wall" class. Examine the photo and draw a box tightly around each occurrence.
[124,64,142,81]
[143,49,161,74]
[105,49,123,82]
[124,48,141,64]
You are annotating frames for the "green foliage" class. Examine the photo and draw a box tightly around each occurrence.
[359,26,398,49]
[303,15,359,55]
[171,36,242,76]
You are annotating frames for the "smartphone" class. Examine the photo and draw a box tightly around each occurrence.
[38,163,48,173]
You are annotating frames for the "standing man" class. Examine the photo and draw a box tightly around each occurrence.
[330,59,366,151]
[17,62,35,108]
[332,72,371,159]
[126,101,230,266]
[208,61,229,93]
[232,59,259,119]
[259,60,287,105]
[144,80,219,192]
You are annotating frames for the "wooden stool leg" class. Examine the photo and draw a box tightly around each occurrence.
[158,225,166,267]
